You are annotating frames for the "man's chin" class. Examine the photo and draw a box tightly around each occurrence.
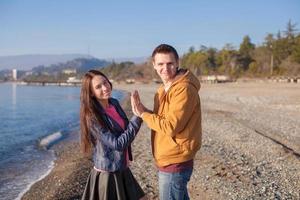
[160,77,171,82]
[160,75,170,80]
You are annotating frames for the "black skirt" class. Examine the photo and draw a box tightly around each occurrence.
[82,167,145,200]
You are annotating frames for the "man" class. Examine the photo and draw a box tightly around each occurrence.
[131,44,202,200]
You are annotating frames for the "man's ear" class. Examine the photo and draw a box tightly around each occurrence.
[176,59,180,67]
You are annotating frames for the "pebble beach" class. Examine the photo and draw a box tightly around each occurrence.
[22,82,300,200]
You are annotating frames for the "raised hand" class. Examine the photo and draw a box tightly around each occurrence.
[131,90,147,117]
[131,91,139,116]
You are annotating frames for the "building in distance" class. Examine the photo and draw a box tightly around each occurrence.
[12,69,17,81]
[62,69,77,74]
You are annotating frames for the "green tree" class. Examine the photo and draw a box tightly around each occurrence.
[239,35,255,57]
[217,44,238,75]
[181,51,209,75]
[188,46,195,53]
[284,19,298,55]
[247,61,258,75]
[207,47,217,69]
[291,35,300,63]
[284,19,298,40]
[264,33,274,49]
[238,35,255,71]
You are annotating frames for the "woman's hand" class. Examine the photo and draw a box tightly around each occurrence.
[131,90,147,117]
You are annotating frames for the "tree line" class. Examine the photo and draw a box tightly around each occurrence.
[181,20,300,77]
[3,20,298,82]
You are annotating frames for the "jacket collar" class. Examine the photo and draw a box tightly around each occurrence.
[99,98,128,133]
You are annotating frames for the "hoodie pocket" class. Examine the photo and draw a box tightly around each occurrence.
[156,136,181,158]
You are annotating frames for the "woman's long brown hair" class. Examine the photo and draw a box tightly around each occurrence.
[80,70,112,155]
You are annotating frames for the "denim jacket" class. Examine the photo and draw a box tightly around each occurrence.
[90,98,142,172]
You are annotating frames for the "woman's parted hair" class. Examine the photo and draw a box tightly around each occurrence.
[80,70,112,154]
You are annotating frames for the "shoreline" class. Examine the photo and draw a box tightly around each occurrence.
[17,154,55,200]
[21,90,133,200]
[16,129,81,199]
[21,130,92,200]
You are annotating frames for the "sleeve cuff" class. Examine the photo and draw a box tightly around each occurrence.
[141,112,151,121]
[131,115,143,124]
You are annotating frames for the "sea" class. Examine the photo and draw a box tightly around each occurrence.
[0,82,123,200]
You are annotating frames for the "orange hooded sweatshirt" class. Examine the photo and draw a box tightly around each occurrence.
[142,70,202,167]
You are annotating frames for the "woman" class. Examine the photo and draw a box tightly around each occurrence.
[80,70,145,200]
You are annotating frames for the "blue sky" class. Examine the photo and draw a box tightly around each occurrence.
[1,0,299,59]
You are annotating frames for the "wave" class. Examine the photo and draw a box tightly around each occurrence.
[16,153,55,200]
[39,132,63,149]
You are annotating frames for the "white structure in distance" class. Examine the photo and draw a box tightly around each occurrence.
[12,69,17,81]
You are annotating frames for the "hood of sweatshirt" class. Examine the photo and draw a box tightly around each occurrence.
[169,69,201,92]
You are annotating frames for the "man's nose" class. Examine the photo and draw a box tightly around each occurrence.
[162,64,169,69]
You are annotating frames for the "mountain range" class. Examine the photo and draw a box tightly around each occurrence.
[0,54,147,71]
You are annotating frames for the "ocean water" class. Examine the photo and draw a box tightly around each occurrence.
[0,82,123,200]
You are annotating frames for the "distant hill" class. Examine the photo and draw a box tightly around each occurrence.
[0,54,94,71]
[101,61,158,82]
[0,54,148,71]
[32,57,110,74]
[106,56,148,64]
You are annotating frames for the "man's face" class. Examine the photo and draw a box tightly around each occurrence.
[153,53,178,83]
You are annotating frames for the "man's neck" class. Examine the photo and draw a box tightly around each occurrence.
[163,78,175,91]
[163,71,184,91]
[163,80,171,88]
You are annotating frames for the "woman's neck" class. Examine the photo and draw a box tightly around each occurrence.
[99,99,109,109]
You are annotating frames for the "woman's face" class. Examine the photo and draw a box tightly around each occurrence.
[91,75,112,100]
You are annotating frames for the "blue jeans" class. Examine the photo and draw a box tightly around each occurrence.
[158,168,193,200]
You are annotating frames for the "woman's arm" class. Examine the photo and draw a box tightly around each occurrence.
[90,115,142,151]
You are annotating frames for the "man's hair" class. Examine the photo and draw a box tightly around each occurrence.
[152,44,179,61]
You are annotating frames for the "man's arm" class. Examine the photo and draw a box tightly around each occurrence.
[134,85,199,137]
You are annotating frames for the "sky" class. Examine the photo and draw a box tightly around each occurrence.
[1,0,299,59]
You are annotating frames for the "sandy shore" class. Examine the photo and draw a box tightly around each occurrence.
[22,82,300,200]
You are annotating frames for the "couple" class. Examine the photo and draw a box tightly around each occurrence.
[80,44,202,200]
